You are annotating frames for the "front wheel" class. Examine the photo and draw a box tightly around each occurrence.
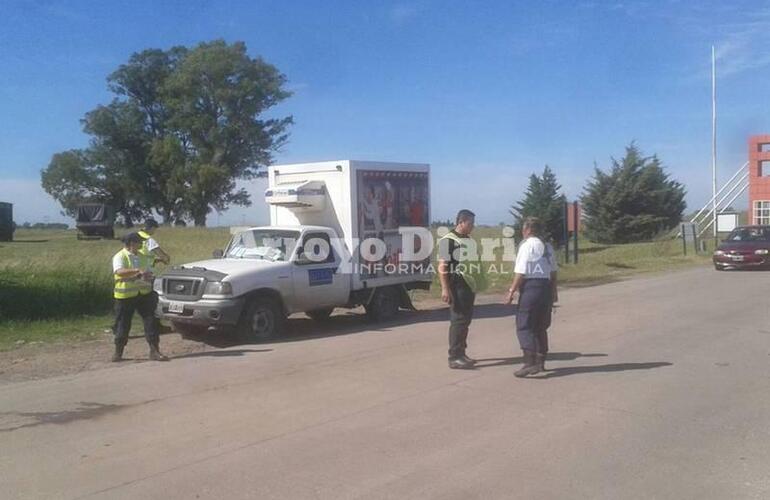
[237,297,285,342]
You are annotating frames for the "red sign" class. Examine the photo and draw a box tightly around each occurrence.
[567,202,581,233]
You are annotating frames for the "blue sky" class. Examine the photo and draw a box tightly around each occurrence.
[1,0,770,225]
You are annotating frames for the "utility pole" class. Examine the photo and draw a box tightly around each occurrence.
[712,45,717,241]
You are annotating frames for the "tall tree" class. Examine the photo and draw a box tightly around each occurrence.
[582,144,686,243]
[163,40,293,225]
[41,40,293,226]
[510,166,566,245]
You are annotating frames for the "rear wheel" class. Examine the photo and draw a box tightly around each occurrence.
[307,307,334,322]
[365,286,400,322]
[237,297,285,342]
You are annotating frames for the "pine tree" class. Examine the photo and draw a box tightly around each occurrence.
[581,144,686,244]
[510,166,566,245]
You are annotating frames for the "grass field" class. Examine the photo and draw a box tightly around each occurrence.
[0,226,713,350]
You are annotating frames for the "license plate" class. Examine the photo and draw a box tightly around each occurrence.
[168,301,185,313]
[731,255,744,262]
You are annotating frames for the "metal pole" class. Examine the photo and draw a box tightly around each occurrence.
[573,200,579,264]
[563,201,570,264]
[682,224,687,256]
[712,45,718,240]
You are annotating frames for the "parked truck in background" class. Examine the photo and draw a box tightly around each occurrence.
[155,160,432,340]
[0,202,14,242]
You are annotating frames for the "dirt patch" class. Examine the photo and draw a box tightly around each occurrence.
[0,297,462,385]
[0,331,215,385]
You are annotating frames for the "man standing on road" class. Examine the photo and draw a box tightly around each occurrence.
[138,218,171,266]
[438,209,480,370]
[111,232,169,362]
[504,217,558,377]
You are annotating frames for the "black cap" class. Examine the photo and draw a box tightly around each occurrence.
[145,218,159,229]
[122,232,142,245]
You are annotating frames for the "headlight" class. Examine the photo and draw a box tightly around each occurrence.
[204,281,233,295]
[755,249,769,255]
[713,250,725,256]
[153,278,163,293]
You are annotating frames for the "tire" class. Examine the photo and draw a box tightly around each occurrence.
[237,297,285,342]
[171,321,207,339]
[365,286,400,322]
[307,307,334,322]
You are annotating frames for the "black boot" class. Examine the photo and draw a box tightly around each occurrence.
[111,345,124,362]
[514,350,541,378]
[149,342,169,361]
[460,354,477,365]
[449,357,474,369]
[536,352,546,371]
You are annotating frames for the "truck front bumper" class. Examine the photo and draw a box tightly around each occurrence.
[157,296,246,328]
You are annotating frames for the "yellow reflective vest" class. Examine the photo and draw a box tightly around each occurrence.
[113,248,153,299]
[439,231,488,293]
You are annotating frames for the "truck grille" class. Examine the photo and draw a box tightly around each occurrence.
[164,278,203,299]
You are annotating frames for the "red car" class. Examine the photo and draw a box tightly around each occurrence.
[713,225,770,270]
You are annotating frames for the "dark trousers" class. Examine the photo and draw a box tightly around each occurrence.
[448,276,475,359]
[113,292,160,347]
[515,279,552,354]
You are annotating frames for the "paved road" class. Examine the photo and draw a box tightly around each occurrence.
[1,266,769,499]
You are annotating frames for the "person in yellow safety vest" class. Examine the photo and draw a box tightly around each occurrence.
[137,218,171,267]
[437,209,487,370]
[111,232,169,362]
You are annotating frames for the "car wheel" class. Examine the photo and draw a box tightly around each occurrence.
[307,307,334,322]
[365,286,400,322]
[237,297,285,342]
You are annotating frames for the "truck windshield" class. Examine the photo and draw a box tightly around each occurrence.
[225,229,300,261]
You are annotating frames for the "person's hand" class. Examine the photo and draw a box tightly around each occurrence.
[504,289,516,305]
[552,288,559,304]
[441,287,452,304]
[141,270,154,282]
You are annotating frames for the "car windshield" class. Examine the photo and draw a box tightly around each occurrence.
[225,229,300,261]
[726,227,770,242]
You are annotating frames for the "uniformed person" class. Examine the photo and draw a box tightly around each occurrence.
[111,232,169,362]
[504,217,558,377]
[138,218,171,266]
[438,209,484,369]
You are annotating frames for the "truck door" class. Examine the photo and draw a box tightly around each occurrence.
[291,231,349,311]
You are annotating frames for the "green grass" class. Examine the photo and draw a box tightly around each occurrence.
[424,227,714,295]
[0,226,714,350]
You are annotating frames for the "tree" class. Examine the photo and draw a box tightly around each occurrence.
[510,166,566,245]
[41,40,293,226]
[161,40,293,225]
[40,149,145,225]
[581,144,686,244]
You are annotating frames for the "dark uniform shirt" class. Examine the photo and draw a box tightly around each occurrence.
[445,229,469,274]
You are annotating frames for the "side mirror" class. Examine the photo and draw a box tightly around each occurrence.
[212,249,224,258]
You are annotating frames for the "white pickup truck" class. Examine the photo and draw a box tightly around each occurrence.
[155,160,433,340]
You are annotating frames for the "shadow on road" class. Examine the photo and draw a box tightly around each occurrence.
[171,349,272,360]
[536,361,672,379]
[179,303,515,348]
[474,352,607,368]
